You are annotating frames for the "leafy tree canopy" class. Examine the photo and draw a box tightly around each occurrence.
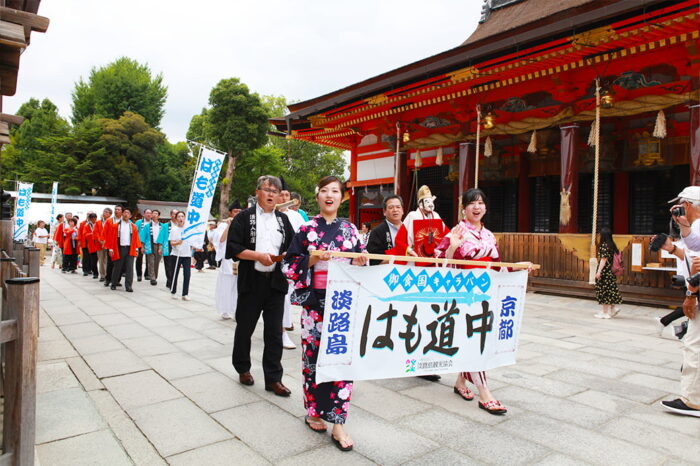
[71,57,168,128]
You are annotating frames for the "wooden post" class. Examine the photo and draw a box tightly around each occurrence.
[0,219,12,253]
[0,256,15,306]
[12,242,24,268]
[2,277,39,466]
[24,247,39,278]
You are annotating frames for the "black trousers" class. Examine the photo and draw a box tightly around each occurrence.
[81,247,96,275]
[135,250,151,279]
[170,256,191,296]
[660,307,685,327]
[64,253,78,271]
[232,271,285,384]
[164,255,177,287]
[207,250,217,267]
[111,246,134,289]
[106,255,114,284]
[194,250,206,270]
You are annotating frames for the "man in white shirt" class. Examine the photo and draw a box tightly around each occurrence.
[226,175,295,397]
[33,220,49,265]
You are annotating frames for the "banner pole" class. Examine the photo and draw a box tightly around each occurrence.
[310,250,539,270]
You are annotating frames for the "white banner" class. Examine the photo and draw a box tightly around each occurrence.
[13,182,34,241]
[316,262,528,383]
[182,146,226,247]
[50,181,58,231]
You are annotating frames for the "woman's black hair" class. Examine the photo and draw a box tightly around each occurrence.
[461,188,488,208]
[598,226,619,254]
[362,222,371,230]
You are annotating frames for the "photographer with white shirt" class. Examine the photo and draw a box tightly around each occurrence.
[662,186,700,417]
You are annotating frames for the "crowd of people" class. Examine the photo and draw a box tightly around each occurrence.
[33,176,699,456]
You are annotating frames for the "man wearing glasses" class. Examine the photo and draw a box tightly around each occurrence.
[226,175,296,397]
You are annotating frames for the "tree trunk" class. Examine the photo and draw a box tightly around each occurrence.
[219,150,237,218]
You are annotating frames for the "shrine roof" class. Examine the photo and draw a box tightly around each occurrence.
[462,0,600,46]
[283,0,669,123]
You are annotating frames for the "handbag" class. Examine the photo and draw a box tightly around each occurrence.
[611,251,624,277]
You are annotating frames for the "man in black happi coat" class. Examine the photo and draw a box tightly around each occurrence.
[226,175,295,396]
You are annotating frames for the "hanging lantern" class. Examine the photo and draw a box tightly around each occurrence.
[483,112,496,129]
[653,110,667,139]
[435,146,444,166]
[527,130,537,153]
[484,136,493,157]
[600,89,614,109]
[414,149,422,168]
[402,131,410,143]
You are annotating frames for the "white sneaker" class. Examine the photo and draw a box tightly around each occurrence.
[654,316,664,336]
[221,313,232,320]
[594,312,605,319]
[282,331,296,350]
[611,306,621,317]
[182,296,191,301]
[171,294,179,300]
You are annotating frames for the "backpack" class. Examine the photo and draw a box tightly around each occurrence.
[611,251,624,277]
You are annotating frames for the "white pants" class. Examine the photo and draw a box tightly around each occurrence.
[682,313,700,408]
[215,272,237,319]
[283,290,293,329]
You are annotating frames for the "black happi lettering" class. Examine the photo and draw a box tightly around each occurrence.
[466,301,494,354]
[423,299,460,356]
[373,304,398,350]
[398,305,422,354]
[360,304,372,357]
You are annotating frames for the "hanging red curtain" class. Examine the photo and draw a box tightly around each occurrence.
[691,104,700,186]
[559,124,579,233]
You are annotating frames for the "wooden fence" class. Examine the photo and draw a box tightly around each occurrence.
[0,217,40,466]
[495,233,682,307]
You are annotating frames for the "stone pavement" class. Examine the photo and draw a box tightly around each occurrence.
[35,264,699,465]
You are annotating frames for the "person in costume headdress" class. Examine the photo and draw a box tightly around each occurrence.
[393,185,449,265]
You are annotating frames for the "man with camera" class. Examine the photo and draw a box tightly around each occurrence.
[662,187,700,417]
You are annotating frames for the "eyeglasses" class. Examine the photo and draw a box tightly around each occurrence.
[259,187,280,195]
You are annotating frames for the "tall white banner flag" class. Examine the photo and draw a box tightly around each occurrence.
[13,182,34,241]
[182,146,226,246]
[50,181,58,230]
[316,262,528,383]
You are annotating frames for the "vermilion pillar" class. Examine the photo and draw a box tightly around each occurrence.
[349,144,358,224]
[690,104,700,185]
[458,142,475,193]
[559,124,580,233]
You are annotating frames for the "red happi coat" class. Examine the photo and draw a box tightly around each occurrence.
[104,219,142,261]
[62,226,79,255]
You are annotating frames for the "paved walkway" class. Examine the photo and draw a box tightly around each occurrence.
[35,264,699,465]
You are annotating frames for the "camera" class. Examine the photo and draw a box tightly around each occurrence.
[671,274,686,288]
[688,273,700,289]
[671,206,686,217]
[650,233,669,252]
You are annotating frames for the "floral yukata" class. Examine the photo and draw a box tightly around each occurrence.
[435,220,501,390]
[283,215,363,424]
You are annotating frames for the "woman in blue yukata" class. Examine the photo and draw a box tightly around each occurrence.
[283,176,368,452]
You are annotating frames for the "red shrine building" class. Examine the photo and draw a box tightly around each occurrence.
[272,0,700,305]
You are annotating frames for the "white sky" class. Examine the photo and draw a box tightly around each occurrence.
[5,1,482,143]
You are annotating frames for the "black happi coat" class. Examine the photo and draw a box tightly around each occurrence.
[225,206,295,294]
[365,220,394,266]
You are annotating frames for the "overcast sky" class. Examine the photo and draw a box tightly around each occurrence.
[6,1,482,142]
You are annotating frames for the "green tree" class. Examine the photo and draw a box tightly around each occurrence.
[0,98,71,192]
[262,95,347,216]
[145,141,197,202]
[196,78,269,216]
[71,57,168,128]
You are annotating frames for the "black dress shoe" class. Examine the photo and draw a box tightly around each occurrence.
[125,288,133,292]
[93,275,98,279]
[116,283,122,287]
[150,280,157,286]
[104,282,110,287]
[110,285,116,290]
[239,372,254,386]
[99,278,105,282]
[137,277,142,282]
[418,374,442,382]
[265,381,291,397]
[83,273,89,277]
